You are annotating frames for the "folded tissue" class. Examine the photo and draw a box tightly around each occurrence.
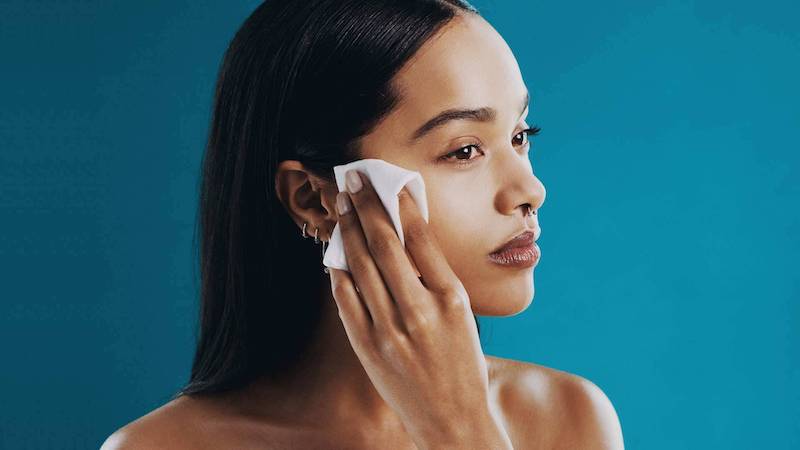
[322,158,429,273]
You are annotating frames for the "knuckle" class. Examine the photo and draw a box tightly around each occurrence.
[332,283,350,300]
[442,298,463,313]
[441,289,468,312]
[348,254,372,274]
[403,220,429,244]
[404,309,431,334]
[367,233,395,257]
[376,330,408,357]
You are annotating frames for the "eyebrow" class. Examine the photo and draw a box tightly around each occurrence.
[408,90,530,144]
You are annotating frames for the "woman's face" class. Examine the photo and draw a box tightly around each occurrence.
[356,14,546,316]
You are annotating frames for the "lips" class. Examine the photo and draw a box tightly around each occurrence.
[490,230,538,255]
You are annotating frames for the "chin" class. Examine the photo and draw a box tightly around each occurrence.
[469,276,535,317]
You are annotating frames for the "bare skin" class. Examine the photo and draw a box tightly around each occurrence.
[102,12,623,450]
[101,356,621,449]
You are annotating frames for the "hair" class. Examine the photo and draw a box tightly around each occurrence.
[173,0,482,398]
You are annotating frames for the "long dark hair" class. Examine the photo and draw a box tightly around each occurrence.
[174,0,481,398]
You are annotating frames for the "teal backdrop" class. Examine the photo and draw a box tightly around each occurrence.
[1,1,797,448]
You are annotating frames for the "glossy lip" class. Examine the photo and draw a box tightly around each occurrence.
[487,241,540,268]
[489,229,540,255]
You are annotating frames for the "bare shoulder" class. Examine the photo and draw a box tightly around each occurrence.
[486,355,625,450]
[100,395,210,450]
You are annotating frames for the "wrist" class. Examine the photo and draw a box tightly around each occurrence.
[414,405,514,450]
[464,407,514,450]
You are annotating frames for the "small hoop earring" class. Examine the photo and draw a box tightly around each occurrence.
[321,238,329,275]
[300,222,330,274]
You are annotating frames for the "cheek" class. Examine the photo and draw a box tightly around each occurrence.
[426,191,491,272]
[419,179,534,316]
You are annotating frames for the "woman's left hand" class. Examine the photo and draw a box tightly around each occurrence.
[328,169,512,449]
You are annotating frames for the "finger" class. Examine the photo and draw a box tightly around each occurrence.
[397,186,460,295]
[344,171,425,302]
[328,268,371,349]
[337,189,406,335]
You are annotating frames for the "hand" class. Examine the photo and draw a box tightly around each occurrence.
[329,169,509,449]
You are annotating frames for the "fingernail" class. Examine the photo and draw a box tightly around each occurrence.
[345,170,363,193]
[337,192,352,215]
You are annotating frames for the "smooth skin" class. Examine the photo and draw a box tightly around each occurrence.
[102,12,624,450]
[329,173,513,449]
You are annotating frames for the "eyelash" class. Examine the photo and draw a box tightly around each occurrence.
[437,125,542,167]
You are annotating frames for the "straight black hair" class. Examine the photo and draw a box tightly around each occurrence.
[174,0,481,398]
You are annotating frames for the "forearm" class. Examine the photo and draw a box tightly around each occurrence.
[412,406,514,450]
[448,414,514,450]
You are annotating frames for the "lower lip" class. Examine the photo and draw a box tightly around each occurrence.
[488,242,540,268]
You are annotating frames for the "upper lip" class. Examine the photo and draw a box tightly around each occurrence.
[490,228,540,254]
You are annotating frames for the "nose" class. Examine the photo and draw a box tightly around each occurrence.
[494,149,546,220]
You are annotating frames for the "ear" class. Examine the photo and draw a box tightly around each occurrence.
[274,160,339,238]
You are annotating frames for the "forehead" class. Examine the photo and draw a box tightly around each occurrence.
[389,14,527,131]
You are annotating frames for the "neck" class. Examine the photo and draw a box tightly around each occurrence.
[236,276,404,431]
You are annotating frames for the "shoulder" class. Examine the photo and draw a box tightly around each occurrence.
[100,396,209,450]
[486,355,625,450]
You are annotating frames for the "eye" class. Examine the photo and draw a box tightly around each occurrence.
[438,144,484,167]
[513,125,542,148]
[438,124,542,168]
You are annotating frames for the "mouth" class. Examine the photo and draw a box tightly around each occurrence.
[487,229,541,268]
[489,230,538,254]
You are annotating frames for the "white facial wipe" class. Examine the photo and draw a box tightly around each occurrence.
[322,158,429,273]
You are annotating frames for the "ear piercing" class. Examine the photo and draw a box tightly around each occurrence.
[302,222,330,274]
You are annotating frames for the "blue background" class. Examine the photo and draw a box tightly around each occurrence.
[1,1,797,448]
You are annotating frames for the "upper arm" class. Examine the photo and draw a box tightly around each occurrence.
[496,363,624,450]
[99,425,154,450]
[99,410,193,450]
[558,374,625,450]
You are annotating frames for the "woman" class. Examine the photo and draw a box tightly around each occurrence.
[103,0,624,448]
